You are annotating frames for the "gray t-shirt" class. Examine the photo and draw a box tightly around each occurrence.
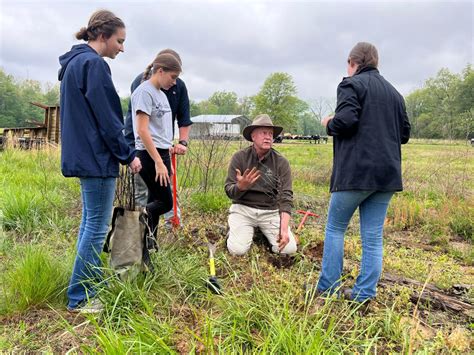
[131,80,173,150]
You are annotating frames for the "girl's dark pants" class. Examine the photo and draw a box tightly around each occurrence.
[137,148,173,249]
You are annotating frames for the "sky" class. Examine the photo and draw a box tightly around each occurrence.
[0,0,472,104]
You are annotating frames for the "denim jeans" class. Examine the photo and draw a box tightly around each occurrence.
[67,177,116,310]
[317,191,394,302]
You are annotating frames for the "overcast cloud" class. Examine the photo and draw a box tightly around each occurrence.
[0,0,472,103]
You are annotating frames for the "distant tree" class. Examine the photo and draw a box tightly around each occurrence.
[120,96,130,117]
[238,95,255,118]
[0,69,61,127]
[208,91,239,114]
[197,100,219,115]
[253,72,307,130]
[0,69,19,127]
[307,96,335,135]
[405,65,473,139]
[190,100,201,117]
[43,83,60,106]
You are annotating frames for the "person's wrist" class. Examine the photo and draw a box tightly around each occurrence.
[178,140,188,147]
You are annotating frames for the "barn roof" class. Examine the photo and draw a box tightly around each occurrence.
[191,115,251,124]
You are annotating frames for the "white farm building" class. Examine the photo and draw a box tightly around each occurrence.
[189,115,251,139]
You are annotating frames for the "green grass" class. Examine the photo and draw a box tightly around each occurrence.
[0,140,473,352]
[0,246,71,314]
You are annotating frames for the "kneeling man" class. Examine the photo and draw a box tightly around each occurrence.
[224,114,297,256]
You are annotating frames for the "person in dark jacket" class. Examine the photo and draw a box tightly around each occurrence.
[124,49,192,228]
[58,10,141,313]
[316,42,410,303]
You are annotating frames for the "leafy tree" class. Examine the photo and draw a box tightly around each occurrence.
[43,83,60,106]
[0,69,61,127]
[120,96,130,117]
[190,100,201,117]
[238,95,255,118]
[196,100,219,115]
[208,91,239,114]
[0,69,19,127]
[253,72,307,130]
[405,64,473,139]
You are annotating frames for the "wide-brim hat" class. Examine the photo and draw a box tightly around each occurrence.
[242,114,283,142]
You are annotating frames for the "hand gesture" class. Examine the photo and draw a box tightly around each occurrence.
[236,167,261,191]
[155,161,170,187]
[129,157,142,174]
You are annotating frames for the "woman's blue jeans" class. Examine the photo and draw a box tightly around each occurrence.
[67,177,116,310]
[317,191,394,302]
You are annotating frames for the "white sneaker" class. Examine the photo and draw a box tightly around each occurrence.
[68,298,104,314]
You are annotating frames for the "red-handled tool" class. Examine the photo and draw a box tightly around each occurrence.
[296,210,319,232]
[170,153,180,229]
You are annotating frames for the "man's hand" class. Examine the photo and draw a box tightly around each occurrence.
[129,157,142,174]
[236,167,261,191]
[278,229,290,251]
[172,143,187,155]
[321,115,334,127]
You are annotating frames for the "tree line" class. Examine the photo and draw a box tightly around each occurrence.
[1,65,472,139]
[0,69,59,128]
[405,65,473,139]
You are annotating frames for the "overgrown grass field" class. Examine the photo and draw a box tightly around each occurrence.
[0,140,472,353]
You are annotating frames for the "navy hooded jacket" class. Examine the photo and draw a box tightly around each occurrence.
[58,44,136,177]
[327,67,411,192]
[123,73,192,148]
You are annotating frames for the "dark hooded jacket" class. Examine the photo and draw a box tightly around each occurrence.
[58,44,135,177]
[327,67,411,192]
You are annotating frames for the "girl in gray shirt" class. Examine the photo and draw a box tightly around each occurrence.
[131,53,182,250]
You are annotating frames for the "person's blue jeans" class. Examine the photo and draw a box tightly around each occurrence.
[317,191,394,302]
[67,177,116,310]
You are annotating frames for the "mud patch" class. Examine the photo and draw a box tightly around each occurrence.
[303,240,324,261]
[267,254,296,269]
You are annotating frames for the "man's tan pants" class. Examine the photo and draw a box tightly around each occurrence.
[227,204,297,256]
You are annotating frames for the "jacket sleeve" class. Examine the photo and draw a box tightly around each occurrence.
[327,78,362,137]
[224,152,246,200]
[277,158,293,215]
[124,74,143,148]
[400,99,411,144]
[176,81,193,127]
[84,58,135,165]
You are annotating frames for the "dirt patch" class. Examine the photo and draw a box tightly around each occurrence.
[267,254,297,269]
[303,240,324,261]
[0,308,95,352]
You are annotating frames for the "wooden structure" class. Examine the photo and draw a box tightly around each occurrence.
[1,102,60,149]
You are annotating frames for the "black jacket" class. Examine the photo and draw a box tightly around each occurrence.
[124,74,192,148]
[327,67,410,192]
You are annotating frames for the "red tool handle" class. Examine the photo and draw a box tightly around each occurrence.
[170,153,180,229]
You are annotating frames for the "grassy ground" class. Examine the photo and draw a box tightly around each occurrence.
[0,140,473,353]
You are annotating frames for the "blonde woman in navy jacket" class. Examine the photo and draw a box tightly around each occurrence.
[58,10,141,313]
[316,42,410,303]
